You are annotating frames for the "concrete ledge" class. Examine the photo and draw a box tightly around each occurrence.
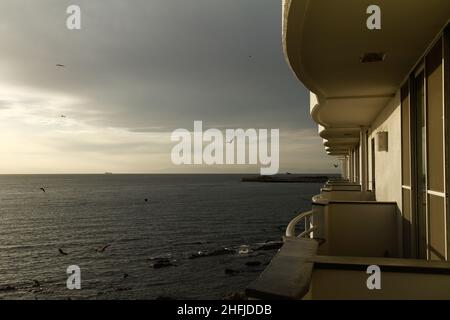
[328,200,396,205]
[311,196,395,206]
[246,242,450,300]
[313,255,450,274]
[245,238,319,300]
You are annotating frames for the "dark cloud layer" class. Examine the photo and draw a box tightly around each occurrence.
[0,0,311,131]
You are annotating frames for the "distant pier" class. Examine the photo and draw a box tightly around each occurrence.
[241,175,330,183]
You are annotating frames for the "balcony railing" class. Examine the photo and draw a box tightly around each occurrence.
[246,179,450,299]
[307,255,450,299]
[285,210,316,238]
[246,237,450,300]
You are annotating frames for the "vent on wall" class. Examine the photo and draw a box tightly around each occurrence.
[361,52,386,63]
[377,131,388,152]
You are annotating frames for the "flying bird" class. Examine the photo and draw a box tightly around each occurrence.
[96,244,111,253]
[58,248,68,255]
[56,64,65,68]
[60,115,66,118]
[227,138,234,144]
[40,187,46,193]
[333,164,339,168]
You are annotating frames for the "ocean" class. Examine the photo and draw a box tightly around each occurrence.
[0,174,322,300]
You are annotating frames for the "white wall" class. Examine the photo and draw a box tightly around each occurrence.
[368,91,402,208]
[368,91,403,255]
[323,202,399,257]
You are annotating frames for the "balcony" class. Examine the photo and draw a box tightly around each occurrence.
[246,237,450,300]
[283,0,450,129]
[246,180,450,299]
[308,255,450,300]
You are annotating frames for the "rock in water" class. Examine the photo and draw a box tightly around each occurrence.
[189,248,234,259]
[150,257,175,269]
[256,241,283,251]
[0,285,16,292]
[224,268,240,275]
[223,291,247,300]
[156,296,176,300]
[238,245,251,255]
[209,248,234,257]
[189,251,208,259]
[245,261,262,267]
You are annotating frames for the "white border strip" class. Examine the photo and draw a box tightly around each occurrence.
[427,189,446,198]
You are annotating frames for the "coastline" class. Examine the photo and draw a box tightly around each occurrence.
[241,174,331,183]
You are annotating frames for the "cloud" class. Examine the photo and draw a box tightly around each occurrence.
[0,0,311,129]
[0,0,334,173]
[128,127,170,133]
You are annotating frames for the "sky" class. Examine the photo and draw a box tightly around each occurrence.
[0,0,336,174]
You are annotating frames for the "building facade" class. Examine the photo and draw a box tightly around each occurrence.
[247,0,450,299]
[285,0,450,261]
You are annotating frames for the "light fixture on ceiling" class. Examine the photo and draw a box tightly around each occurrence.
[361,52,386,63]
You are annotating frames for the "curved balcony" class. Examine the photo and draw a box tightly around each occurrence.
[318,126,360,154]
[283,0,450,128]
[246,236,450,300]
[246,179,450,299]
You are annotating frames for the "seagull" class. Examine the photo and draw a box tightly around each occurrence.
[58,248,68,255]
[333,164,339,168]
[96,244,111,253]
[40,187,46,193]
[56,64,65,68]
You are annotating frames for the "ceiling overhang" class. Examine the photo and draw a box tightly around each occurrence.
[318,126,360,156]
[284,0,450,128]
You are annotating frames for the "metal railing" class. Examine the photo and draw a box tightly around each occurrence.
[285,210,316,239]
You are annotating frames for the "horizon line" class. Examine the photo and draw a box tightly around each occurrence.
[0,172,339,175]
